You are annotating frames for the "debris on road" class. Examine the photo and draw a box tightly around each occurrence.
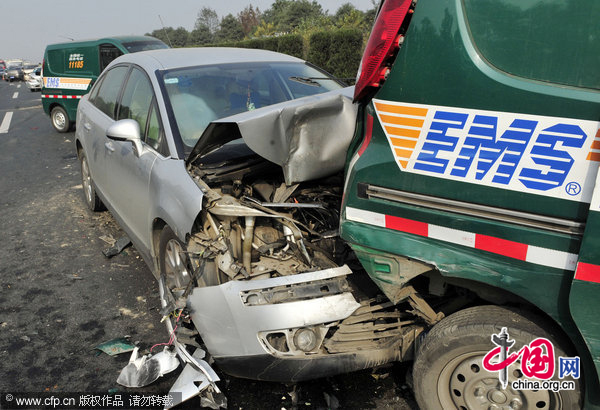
[95,337,136,356]
[166,349,226,409]
[117,346,179,388]
[102,236,131,258]
[99,235,116,246]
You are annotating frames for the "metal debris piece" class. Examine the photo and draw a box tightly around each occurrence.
[166,348,226,409]
[102,236,132,258]
[95,337,135,356]
[116,347,179,388]
[99,235,116,246]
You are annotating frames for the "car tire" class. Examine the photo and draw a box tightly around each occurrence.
[158,223,227,289]
[50,106,71,133]
[158,226,194,295]
[79,151,104,212]
[413,305,581,410]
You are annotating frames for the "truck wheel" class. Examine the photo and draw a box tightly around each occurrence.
[413,305,581,410]
[50,106,71,133]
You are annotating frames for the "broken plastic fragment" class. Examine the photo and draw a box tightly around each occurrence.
[95,337,135,356]
[102,236,132,258]
[166,348,226,409]
[116,347,179,388]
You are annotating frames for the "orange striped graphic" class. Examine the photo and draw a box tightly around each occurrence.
[375,102,428,169]
[374,102,428,117]
[587,128,600,161]
[390,137,417,149]
[379,114,424,128]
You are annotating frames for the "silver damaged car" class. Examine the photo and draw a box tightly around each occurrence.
[75,48,422,402]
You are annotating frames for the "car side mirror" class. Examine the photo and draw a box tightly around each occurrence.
[106,119,145,157]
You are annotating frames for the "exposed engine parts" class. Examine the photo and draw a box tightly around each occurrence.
[151,152,445,382]
[186,154,346,284]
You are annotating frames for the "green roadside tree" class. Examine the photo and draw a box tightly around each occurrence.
[262,0,324,33]
[238,5,261,37]
[195,7,219,35]
[215,14,245,42]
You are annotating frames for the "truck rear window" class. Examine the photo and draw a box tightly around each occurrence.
[122,40,169,53]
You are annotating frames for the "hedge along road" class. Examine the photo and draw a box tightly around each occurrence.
[0,79,416,409]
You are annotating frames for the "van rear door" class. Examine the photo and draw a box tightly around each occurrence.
[570,172,600,387]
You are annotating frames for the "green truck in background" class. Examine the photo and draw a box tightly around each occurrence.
[342,0,600,408]
[41,36,168,133]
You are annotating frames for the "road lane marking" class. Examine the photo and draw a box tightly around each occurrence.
[0,112,13,133]
[17,84,21,89]
[12,92,18,99]
[0,104,42,112]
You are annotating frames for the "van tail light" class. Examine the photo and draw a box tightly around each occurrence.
[354,0,414,102]
[358,114,374,156]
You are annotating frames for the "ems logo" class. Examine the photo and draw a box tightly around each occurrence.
[373,100,600,203]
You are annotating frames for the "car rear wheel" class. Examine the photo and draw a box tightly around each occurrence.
[413,305,581,410]
[51,106,71,133]
[79,152,104,211]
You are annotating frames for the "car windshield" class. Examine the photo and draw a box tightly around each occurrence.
[161,61,344,148]
[122,40,169,53]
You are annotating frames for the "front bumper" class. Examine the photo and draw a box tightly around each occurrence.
[187,266,411,382]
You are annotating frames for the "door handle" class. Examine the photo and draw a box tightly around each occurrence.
[83,122,91,131]
[105,141,115,152]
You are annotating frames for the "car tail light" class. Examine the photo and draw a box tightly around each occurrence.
[354,0,414,102]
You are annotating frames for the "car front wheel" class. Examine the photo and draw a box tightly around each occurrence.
[413,305,581,410]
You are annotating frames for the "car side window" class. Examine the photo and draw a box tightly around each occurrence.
[93,66,128,119]
[87,76,104,104]
[146,101,165,154]
[118,67,154,138]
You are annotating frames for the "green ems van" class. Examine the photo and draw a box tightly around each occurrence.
[41,36,168,132]
[342,0,600,408]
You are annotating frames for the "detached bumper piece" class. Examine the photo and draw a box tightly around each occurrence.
[187,266,427,382]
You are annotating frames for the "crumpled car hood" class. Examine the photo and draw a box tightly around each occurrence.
[187,86,357,185]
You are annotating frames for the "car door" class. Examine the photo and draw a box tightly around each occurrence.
[103,66,162,252]
[80,65,129,201]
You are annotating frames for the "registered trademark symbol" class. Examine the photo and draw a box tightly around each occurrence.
[566,182,581,196]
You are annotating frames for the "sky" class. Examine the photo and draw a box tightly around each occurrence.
[0,0,376,63]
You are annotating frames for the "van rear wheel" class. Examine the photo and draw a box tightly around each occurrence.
[51,106,71,133]
[413,306,581,410]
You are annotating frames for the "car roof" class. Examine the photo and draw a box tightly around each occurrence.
[108,47,305,72]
